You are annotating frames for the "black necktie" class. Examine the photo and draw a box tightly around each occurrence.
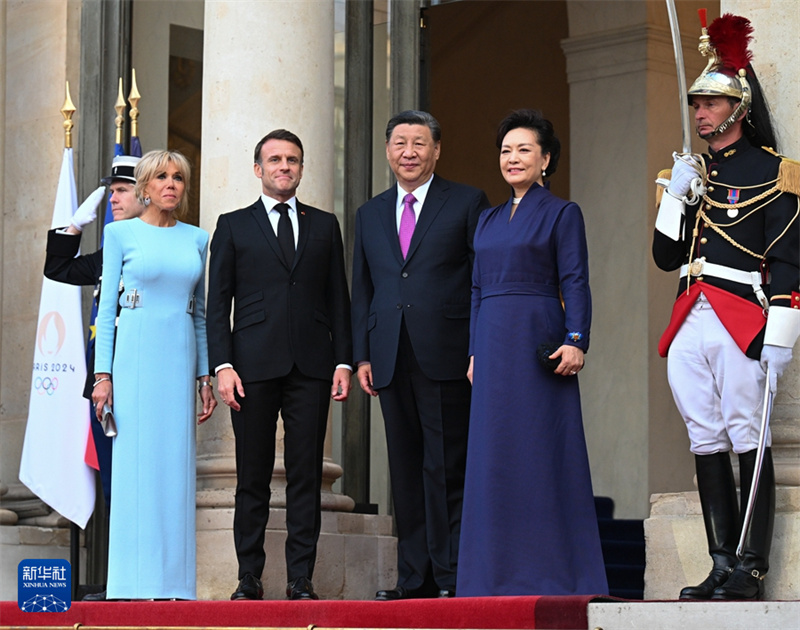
[274,203,295,266]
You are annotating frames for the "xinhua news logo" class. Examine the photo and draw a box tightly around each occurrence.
[18,559,71,612]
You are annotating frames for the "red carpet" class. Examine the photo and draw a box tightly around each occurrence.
[0,595,604,629]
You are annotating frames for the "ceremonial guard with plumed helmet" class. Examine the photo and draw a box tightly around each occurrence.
[653,10,799,601]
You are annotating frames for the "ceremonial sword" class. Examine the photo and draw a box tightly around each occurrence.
[737,370,773,559]
[664,0,705,205]
[665,0,692,154]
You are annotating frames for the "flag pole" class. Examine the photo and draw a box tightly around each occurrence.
[62,81,82,600]
[128,69,143,158]
[61,82,76,149]
[128,68,140,140]
[114,78,126,147]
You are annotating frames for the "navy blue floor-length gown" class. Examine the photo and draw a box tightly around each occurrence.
[457,184,608,596]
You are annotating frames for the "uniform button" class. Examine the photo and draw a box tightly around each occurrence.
[705,204,711,210]
[711,170,718,176]
[704,222,709,228]
[406,304,412,308]
[396,304,402,309]
[700,237,708,244]
[697,277,704,282]
[402,272,408,278]
[708,186,715,192]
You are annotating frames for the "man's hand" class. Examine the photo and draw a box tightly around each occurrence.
[357,363,378,397]
[217,367,245,411]
[71,186,106,232]
[668,153,704,199]
[760,344,793,394]
[331,367,352,401]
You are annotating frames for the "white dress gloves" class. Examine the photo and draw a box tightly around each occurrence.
[668,153,705,202]
[71,186,107,232]
[759,344,793,394]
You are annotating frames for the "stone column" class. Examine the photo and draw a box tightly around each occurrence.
[562,1,708,519]
[195,1,395,600]
[0,0,84,601]
[197,0,352,508]
[0,0,81,518]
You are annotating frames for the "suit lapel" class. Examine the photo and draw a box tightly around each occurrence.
[249,198,289,270]
[404,175,448,263]
[378,187,405,265]
[293,201,311,271]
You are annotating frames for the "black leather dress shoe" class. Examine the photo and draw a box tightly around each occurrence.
[231,573,264,600]
[710,568,765,600]
[376,586,411,601]
[286,576,319,600]
[82,589,107,601]
[679,567,733,600]
[437,589,455,598]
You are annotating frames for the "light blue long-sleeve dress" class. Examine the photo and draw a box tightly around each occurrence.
[95,217,209,600]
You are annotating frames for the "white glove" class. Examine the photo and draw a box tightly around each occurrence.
[667,153,703,197]
[71,186,106,231]
[759,344,793,394]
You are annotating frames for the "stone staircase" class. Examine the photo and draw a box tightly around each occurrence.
[595,496,645,600]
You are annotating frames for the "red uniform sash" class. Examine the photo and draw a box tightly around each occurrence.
[658,282,766,357]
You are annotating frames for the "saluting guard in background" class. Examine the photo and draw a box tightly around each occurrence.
[652,11,799,601]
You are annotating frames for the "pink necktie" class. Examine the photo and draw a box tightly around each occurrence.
[399,193,416,259]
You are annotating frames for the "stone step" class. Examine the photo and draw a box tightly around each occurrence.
[588,600,800,630]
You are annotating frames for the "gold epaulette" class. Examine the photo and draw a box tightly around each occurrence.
[655,168,671,207]
[761,147,800,196]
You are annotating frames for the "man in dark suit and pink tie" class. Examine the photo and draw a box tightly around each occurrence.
[351,110,491,600]
[207,129,352,601]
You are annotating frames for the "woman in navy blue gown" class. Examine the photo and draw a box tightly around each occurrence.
[457,110,607,596]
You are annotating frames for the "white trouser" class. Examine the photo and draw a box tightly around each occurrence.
[667,293,770,454]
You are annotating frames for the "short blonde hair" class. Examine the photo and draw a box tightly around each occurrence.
[134,150,192,219]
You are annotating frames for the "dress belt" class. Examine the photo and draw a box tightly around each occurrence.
[680,259,770,310]
[120,288,196,314]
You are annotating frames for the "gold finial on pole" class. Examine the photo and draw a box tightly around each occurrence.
[128,68,141,138]
[114,77,126,145]
[61,81,76,149]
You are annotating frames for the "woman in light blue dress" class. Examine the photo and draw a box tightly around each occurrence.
[93,150,217,600]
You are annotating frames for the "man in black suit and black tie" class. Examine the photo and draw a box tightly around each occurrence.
[207,129,352,601]
[351,110,491,599]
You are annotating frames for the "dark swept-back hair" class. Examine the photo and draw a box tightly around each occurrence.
[496,109,561,178]
[385,110,442,143]
[254,129,304,164]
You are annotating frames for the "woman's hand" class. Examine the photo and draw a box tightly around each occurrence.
[197,376,217,424]
[92,373,113,421]
[551,345,585,377]
[467,356,474,384]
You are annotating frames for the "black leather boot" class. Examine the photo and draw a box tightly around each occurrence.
[711,448,775,601]
[679,453,739,600]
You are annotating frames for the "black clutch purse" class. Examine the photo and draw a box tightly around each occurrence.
[536,343,562,372]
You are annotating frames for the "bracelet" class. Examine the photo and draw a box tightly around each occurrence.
[198,380,212,391]
[93,377,111,388]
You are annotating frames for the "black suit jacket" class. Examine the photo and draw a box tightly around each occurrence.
[207,198,352,383]
[44,228,103,399]
[44,228,103,286]
[351,175,490,389]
